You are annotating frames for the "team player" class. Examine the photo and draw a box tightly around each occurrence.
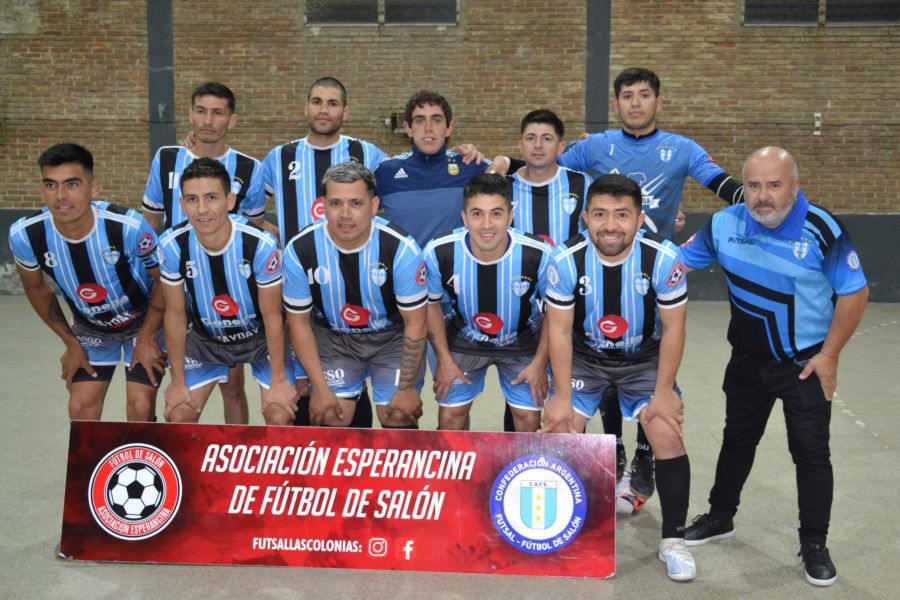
[376,90,490,248]
[542,174,695,581]
[158,159,298,425]
[262,76,388,427]
[680,147,868,587]
[424,174,554,432]
[282,163,428,428]
[10,143,166,420]
[144,81,270,425]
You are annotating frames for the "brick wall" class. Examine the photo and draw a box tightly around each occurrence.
[1,1,897,215]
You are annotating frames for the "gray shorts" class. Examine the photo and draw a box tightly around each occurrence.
[426,351,547,409]
[570,350,665,420]
[312,323,425,404]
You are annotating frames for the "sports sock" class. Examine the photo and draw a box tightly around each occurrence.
[635,424,652,458]
[599,386,623,437]
[656,454,690,538]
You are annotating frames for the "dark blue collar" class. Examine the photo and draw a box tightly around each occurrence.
[743,190,809,239]
[411,142,450,162]
[621,127,660,141]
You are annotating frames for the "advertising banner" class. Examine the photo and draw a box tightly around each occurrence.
[60,421,615,578]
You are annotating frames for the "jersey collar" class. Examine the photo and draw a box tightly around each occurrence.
[410,141,450,163]
[743,190,809,239]
[621,128,660,141]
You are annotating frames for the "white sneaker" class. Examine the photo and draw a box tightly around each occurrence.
[658,538,696,581]
[616,469,635,514]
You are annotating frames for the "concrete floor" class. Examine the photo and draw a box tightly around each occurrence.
[0,297,897,599]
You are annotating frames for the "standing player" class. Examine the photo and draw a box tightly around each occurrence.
[144,81,269,425]
[424,174,554,432]
[542,174,694,581]
[680,147,868,587]
[159,159,298,425]
[10,143,166,420]
[376,90,490,248]
[282,163,428,429]
[262,76,387,427]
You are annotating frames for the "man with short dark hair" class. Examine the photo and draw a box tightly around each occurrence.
[424,173,554,432]
[283,162,428,429]
[158,158,298,426]
[10,143,166,421]
[542,173,695,581]
[680,147,868,587]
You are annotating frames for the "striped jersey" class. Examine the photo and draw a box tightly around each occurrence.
[510,166,590,246]
[158,215,282,344]
[262,135,387,246]
[143,146,266,229]
[679,191,867,360]
[282,216,427,334]
[423,227,554,354]
[9,202,159,332]
[546,229,687,359]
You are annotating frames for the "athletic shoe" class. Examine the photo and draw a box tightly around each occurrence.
[616,443,627,483]
[615,469,648,515]
[630,452,655,499]
[683,513,734,546]
[658,538,696,581]
[799,543,837,587]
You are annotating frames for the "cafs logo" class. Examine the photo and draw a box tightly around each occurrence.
[88,444,182,541]
[490,455,587,554]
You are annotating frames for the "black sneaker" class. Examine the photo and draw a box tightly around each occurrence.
[799,543,837,586]
[629,452,655,498]
[616,443,627,483]
[683,513,734,546]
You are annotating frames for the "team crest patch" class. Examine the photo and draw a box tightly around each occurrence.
[231,176,243,195]
[633,275,651,296]
[238,260,252,279]
[263,251,280,276]
[416,262,428,286]
[658,144,675,163]
[88,444,182,541]
[490,455,587,555]
[103,247,121,265]
[369,264,388,287]
[547,263,561,286]
[448,163,460,176]
[562,194,578,215]
[511,279,531,297]
[847,251,861,271]
[666,262,685,287]
[793,238,811,260]
[137,233,155,256]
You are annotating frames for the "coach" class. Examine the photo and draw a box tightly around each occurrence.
[679,146,868,587]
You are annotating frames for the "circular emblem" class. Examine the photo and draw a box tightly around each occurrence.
[212,294,239,317]
[137,232,155,255]
[547,263,561,287]
[666,262,685,287]
[490,455,587,555]
[311,197,325,221]
[846,251,861,272]
[340,303,371,327]
[473,312,504,335]
[77,283,108,303]
[264,250,281,276]
[598,314,628,338]
[88,444,182,541]
[416,262,428,286]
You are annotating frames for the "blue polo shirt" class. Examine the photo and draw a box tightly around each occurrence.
[679,191,867,360]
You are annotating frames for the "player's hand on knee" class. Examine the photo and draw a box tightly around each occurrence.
[309,387,342,426]
[163,380,198,421]
[512,360,549,408]
[130,336,167,387]
[433,360,470,402]
[264,379,300,420]
[540,395,577,434]
[387,389,423,424]
[645,389,684,437]
[60,342,96,389]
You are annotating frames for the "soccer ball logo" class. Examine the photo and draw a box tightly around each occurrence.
[107,464,164,520]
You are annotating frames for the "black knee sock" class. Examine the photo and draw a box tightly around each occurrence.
[503,403,516,432]
[350,387,373,428]
[599,387,623,437]
[656,454,690,539]
[293,396,311,426]
[635,424,652,458]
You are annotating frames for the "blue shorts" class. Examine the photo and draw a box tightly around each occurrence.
[427,350,549,410]
[71,321,164,386]
[310,324,424,404]
[569,349,677,420]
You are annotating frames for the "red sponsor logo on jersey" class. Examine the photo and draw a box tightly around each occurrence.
[666,262,685,287]
[77,283,108,303]
[311,197,325,221]
[598,314,628,338]
[473,312,504,335]
[537,234,556,247]
[137,232,155,255]
[341,303,371,327]
[264,250,281,275]
[212,294,239,317]
[416,262,427,286]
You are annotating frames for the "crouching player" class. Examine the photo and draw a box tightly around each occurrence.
[159,158,298,424]
[282,162,428,428]
[541,174,694,581]
[10,143,165,420]
[424,174,554,431]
